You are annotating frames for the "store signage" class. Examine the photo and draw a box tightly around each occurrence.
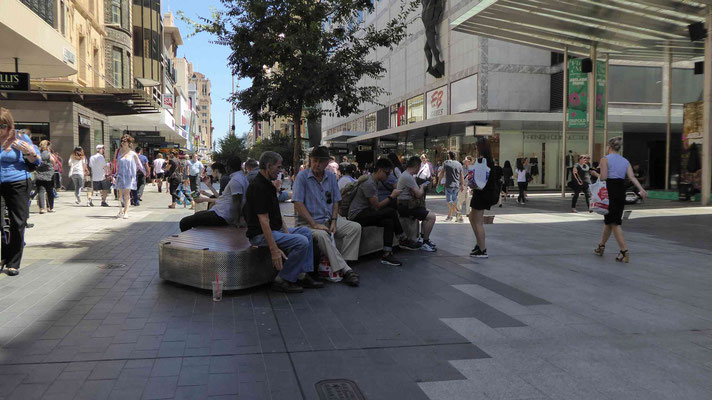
[475,126,493,136]
[683,101,703,140]
[524,133,588,141]
[78,115,91,127]
[358,145,372,151]
[63,48,76,66]
[427,86,448,119]
[162,94,174,109]
[451,74,478,114]
[0,72,30,91]
[465,126,475,137]
[567,59,606,129]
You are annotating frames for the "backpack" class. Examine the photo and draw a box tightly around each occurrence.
[339,175,370,217]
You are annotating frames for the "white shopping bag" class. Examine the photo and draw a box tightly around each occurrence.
[317,234,342,282]
[468,158,490,190]
[589,180,610,215]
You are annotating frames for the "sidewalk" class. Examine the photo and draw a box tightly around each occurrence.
[0,184,711,399]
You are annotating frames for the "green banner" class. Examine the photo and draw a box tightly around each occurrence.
[567,59,607,129]
[567,59,588,128]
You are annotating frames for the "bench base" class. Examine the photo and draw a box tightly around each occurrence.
[358,217,420,257]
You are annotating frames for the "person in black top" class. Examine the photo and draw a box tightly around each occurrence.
[165,150,182,208]
[245,151,323,293]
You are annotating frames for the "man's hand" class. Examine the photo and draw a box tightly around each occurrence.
[311,223,330,232]
[201,175,211,184]
[13,140,37,157]
[194,196,207,203]
[270,247,288,271]
[459,186,465,192]
[639,189,648,199]
[329,219,337,234]
[390,189,402,198]
[200,190,211,197]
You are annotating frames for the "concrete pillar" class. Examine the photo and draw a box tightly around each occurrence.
[561,46,568,198]
[703,8,712,205]
[588,44,597,158]
[665,49,672,192]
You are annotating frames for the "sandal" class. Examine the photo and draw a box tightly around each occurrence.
[594,244,605,256]
[616,250,629,263]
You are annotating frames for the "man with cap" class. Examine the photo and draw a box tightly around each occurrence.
[293,146,361,286]
[87,144,111,207]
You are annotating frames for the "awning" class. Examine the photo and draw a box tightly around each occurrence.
[323,130,364,142]
[451,0,708,62]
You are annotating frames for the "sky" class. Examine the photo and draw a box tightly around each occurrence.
[165,0,252,146]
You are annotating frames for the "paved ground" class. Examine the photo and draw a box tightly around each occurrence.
[0,183,711,399]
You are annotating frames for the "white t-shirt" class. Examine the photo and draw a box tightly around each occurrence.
[211,171,249,223]
[88,153,108,181]
[516,169,527,183]
[68,157,86,176]
[153,158,166,174]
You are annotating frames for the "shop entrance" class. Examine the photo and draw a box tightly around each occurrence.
[647,140,666,189]
[79,126,91,154]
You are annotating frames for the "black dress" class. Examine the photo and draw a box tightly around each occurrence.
[603,179,626,225]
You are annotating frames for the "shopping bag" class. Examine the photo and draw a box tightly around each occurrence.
[589,180,609,215]
[317,234,343,282]
[468,158,490,190]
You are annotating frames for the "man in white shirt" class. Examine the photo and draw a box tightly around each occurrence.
[87,144,110,207]
[188,153,204,193]
[153,153,166,193]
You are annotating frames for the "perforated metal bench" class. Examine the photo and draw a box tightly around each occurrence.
[159,226,276,290]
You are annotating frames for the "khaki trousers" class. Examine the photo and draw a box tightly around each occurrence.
[456,188,470,215]
[301,216,361,272]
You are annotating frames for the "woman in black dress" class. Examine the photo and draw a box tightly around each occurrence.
[468,138,500,258]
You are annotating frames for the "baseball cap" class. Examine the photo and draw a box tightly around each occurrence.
[96,144,104,149]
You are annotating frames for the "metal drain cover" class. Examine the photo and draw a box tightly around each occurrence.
[98,263,127,270]
[315,379,365,400]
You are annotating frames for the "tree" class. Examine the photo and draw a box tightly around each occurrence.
[248,134,295,170]
[180,0,419,173]
[213,134,248,165]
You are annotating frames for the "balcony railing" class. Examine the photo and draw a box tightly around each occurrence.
[20,0,55,27]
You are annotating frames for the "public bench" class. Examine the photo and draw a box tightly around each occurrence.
[158,226,276,290]
[357,217,420,257]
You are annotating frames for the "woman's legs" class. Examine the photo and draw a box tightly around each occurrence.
[468,209,486,250]
[572,188,580,209]
[118,189,131,216]
[38,181,47,211]
[600,224,613,246]
[1,180,30,273]
[517,183,525,203]
[169,180,180,206]
[611,225,627,251]
[71,175,83,202]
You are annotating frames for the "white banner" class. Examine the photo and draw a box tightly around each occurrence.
[162,94,174,109]
[426,86,448,119]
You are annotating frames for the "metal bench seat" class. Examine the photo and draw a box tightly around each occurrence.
[159,226,276,290]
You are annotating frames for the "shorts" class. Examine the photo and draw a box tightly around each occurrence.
[156,172,164,179]
[445,187,459,204]
[398,205,429,221]
[92,179,111,191]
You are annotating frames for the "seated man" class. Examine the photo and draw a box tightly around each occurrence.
[178,156,248,232]
[347,158,421,266]
[293,146,361,287]
[246,151,323,293]
[245,158,259,184]
[397,156,437,252]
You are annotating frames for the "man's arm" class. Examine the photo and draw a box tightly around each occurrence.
[367,190,400,210]
[410,182,426,198]
[294,202,328,231]
[258,214,286,271]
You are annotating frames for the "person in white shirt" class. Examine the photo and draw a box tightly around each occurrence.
[188,153,204,193]
[152,153,166,193]
[87,144,111,207]
[67,147,88,205]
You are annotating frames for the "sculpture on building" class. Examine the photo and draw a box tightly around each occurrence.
[422,0,445,78]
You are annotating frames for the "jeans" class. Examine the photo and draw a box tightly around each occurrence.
[249,226,314,282]
[0,179,30,270]
[445,187,459,204]
[71,174,83,198]
[572,184,590,209]
[179,210,227,232]
[36,180,55,210]
[517,182,528,203]
[169,178,181,203]
[351,207,403,250]
[131,173,147,205]
[189,175,199,192]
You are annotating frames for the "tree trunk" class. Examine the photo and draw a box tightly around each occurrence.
[292,110,302,176]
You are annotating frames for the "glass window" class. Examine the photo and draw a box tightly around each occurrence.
[672,68,703,104]
[390,102,405,127]
[366,113,377,133]
[112,48,123,87]
[132,26,143,57]
[111,0,121,24]
[407,95,425,124]
[609,65,662,103]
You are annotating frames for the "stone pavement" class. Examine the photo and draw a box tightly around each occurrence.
[0,184,711,399]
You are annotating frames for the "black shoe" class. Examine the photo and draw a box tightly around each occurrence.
[399,238,421,250]
[381,253,403,266]
[101,202,109,207]
[26,223,34,229]
[470,246,488,258]
[297,274,325,289]
[6,268,19,276]
[342,270,360,287]
[271,280,303,293]
[424,239,437,248]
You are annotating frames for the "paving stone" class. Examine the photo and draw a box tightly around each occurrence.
[142,376,178,399]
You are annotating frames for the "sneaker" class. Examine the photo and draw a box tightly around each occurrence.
[417,236,424,246]
[399,238,421,250]
[101,202,109,207]
[456,215,464,223]
[421,242,437,252]
[297,274,325,289]
[445,216,452,221]
[271,280,303,293]
[470,246,488,258]
[88,199,93,207]
[381,253,403,266]
[424,239,437,248]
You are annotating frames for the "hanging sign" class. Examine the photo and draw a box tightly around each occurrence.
[0,72,30,91]
[595,60,606,129]
[567,59,588,128]
[162,93,174,109]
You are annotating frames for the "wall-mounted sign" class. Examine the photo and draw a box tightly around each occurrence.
[451,74,478,114]
[358,145,372,151]
[476,126,493,136]
[63,48,76,66]
[465,125,475,137]
[78,115,91,127]
[426,86,448,119]
[0,72,30,91]
[162,94,174,109]
[567,59,606,128]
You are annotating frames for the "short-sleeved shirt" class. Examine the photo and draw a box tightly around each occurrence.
[68,157,86,176]
[443,160,463,188]
[153,158,166,174]
[246,171,283,238]
[293,168,341,225]
[348,175,377,219]
[189,160,203,176]
[0,134,39,183]
[89,153,108,181]
[338,175,356,190]
[138,154,149,170]
[211,171,249,223]
[396,170,419,201]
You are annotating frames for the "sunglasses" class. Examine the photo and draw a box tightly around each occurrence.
[326,191,332,204]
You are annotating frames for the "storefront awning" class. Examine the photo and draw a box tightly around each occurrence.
[451,0,707,62]
[323,130,364,142]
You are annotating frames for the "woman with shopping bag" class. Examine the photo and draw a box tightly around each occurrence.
[593,137,647,263]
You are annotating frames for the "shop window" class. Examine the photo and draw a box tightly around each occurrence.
[609,65,662,103]
[672,68,703,104]
[390,102,405,127]
[366,113,377,133]
[407,95,424,124]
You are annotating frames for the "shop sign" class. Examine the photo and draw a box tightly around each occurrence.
[426,86,448,119]
[476,126,493,136]
[0,72,30,91]
[567,59,606,128]
[162,94,174,109]
[78,115,91,127]
[358,145,372,151]
[63,48,76,66]
[524,133,587,141]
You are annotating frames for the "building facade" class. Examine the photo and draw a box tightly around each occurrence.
[104,0,132,89]
[190,72,213,152]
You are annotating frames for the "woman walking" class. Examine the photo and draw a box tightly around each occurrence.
[68,147,88,204]
[36,140,56,214]
[570,154,598,213]
[502,160,513,199]
[515,159,528,204]
[594,137,647,263]
[113,134,145,219]
[0,108,40,276]
[468,138,500,258]
[165,150,182,209]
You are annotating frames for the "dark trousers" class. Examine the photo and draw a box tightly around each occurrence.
[169,179,181,203]
[352,207,403,249]
[36,180,55,210]
[517,182,527,203]
[572,185,590,209]
[131,173,147,205]
[1,180,30,270]
[189,175,199,193]
[179,210,227,232]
